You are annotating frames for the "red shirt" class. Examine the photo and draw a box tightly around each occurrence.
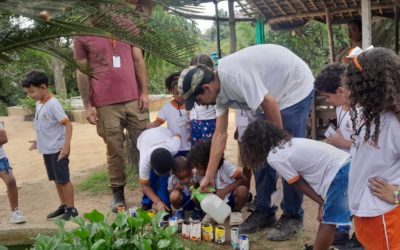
[73,36,139,107]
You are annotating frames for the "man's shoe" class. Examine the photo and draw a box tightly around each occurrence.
[267,214,303,241]
[61,207,78,221]
[9,208,26,224]
[47,204,66,220]
[238,212,276,234]
[111,187,126,213]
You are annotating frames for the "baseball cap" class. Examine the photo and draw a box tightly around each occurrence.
[178,65,210,111]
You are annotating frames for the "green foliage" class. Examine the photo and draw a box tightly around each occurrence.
[18,96,36,110]
[31,209,184,250]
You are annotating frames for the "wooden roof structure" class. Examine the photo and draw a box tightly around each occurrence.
[244,0,397,30]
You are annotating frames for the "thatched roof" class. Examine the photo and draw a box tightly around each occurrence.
[245,0,396,30]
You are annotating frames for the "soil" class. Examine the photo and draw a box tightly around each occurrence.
[0,112,320,249]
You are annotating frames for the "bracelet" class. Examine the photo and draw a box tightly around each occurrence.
[394,190,400,205]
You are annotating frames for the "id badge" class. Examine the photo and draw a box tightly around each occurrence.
[237,116,249,127]
[113,55,121,68]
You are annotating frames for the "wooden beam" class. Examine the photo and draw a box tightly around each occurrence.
[176,12,256,22]
[361,0,372,49]
[228,0,237,53]
[326,8,335,63]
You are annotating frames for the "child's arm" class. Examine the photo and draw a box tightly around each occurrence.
[59,119,72,161]
[369,177,399,204]
[291,177,324,221]
[0,128,8,145]
[141,183,170,211]
[216,172,247,200]
[146,119,164,129]
[326,130,352,149]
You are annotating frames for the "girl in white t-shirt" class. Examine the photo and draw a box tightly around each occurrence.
[147,72,190,156]
[240,120,351,250]
[344,47,400,249]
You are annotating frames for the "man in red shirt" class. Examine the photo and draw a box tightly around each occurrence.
[73,36,149,212]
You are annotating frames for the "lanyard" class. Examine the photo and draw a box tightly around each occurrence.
[337,108,349,129]
[35,103,46,120]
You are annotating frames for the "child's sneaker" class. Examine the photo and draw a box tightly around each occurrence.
[229,212,243,226]
[47,204,66,220]
[60,207,78,221]
[190,208,204,222]
[9,208,26,224]
[174,209,185,223]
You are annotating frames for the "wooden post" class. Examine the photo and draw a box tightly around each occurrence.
[395,2,399,54]
[361,0,372,49]
[214,0,221,58]
[228,0,237,53]
[326,9,335,62]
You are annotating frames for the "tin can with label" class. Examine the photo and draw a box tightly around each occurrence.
[182,221,191,239]
[201,223,213,242]
[239,234,249,250]
[117,206,125,213]
[190,221,201,241]
[231,227,239,249]
[215,225,226,245]
[169,216,179,228]
[128,207,137,217]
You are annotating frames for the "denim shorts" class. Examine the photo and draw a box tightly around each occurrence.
[322,162,351,226]
[0,157,12,173]
[43,152,70,184]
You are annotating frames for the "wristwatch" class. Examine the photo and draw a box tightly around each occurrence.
[394,190,400,205]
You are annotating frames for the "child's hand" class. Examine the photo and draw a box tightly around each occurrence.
[325,130,345,146]
[58,145,70,161]
[317,204,324,222]
[154,201,170,212]
[174,183,183,191]
[29,140,37,151]
[368,177,399,204]
[146,122,153,129]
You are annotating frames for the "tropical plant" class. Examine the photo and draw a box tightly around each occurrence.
[32,209,183,250]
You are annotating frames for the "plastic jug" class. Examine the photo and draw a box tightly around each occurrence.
[191,187,231,224]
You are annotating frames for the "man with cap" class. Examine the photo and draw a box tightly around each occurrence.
[178,44,314,241]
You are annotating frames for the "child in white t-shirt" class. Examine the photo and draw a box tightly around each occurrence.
[0,122,26,224]
[147,72,190,156]
[187,141,249,226]
[22,70,78,221]
[240,120,351,249]
[343,47,400,249]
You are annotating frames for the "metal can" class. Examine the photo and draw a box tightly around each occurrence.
[117,206,125,213]
[182,220,191,239]
[231,227,239,249]
[215,225,226,245]
[169,216,179,228]
[239,234,249,250]
[128,207,137,217]
[190,221,201,241]
[201,223,213,242]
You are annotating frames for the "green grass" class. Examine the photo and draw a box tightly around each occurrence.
[77,165,140,195]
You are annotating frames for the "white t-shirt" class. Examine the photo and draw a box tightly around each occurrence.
[215,44,314,117]
[157,100,190,151]
[0,122,6,159]
[167,174,202,196]
[137,127,181,184]
[336,106,353,152]
[189,103,216,121]
[34,97,68,154]
[235,110,260,142]
[349,112,400,217]
[267,138,350,199]
[215,161,241,202]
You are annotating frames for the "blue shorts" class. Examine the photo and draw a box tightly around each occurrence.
[43,152,70,184]
[322,162,351,226]
[190,119,216,146]
[0,158,12,173]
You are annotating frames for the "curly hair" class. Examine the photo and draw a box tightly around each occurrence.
[21,70,49,88]
[165,72,181,93]
[186,140,224,172]
[314,63,346,94]
[240,120,292,170]
[343,47,400,143]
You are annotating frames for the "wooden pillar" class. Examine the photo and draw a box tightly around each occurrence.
[228,0,237,53]
[214,0,222,58]
[395,2,399,54]
[361,0,372,49]
[326,9,335,62]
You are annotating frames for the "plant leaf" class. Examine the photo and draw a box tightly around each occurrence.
[84,209,104,223]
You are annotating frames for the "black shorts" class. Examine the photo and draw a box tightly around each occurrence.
[43,152,70,184]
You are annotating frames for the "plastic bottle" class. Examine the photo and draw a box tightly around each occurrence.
[191,187,231,224]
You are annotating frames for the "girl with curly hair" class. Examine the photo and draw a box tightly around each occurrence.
[240,120,351,250]
[344,47,400,249]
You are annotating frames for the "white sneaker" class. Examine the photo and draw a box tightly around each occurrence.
[10,208,26,224]
[229,212,243,226]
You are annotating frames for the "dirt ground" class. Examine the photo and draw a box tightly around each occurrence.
[0,110,319,249]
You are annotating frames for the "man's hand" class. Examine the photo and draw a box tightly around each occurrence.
[154,201,170,212]
[199,175,216,193]
[85,105,98,125]
[139,93,149,112]
[58,145,70,161]
[29,140,37,151]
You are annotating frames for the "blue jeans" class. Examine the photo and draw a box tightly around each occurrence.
[254,90,314,220]
[141,169,170,208]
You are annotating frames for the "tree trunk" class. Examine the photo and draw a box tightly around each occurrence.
[51,56,67,99]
